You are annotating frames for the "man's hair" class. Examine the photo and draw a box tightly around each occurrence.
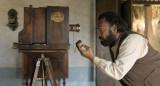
[98,12,129,32]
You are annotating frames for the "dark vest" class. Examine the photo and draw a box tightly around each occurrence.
[109,31,160,86]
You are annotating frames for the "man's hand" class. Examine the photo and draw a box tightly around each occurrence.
[76,40,95,61]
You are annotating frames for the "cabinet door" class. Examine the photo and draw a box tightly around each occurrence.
[32,8,46,44]
[47,6,69,45]
[18,8,46,44]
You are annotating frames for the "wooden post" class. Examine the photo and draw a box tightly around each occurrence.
[145,6,153,45]
[96,0,120,86]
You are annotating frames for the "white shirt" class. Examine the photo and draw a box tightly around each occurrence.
[93,34,148,85]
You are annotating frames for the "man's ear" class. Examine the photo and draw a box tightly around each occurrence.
[111,24,117,35]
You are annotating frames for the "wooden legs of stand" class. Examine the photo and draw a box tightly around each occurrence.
[45,79,48,86]
[25,54,66,86]
[63,78,66,86]
[42,79,48,86]
[44,58,57,86]
[25,79,29,86]
[25,78,66,86]
[30,54,57,86]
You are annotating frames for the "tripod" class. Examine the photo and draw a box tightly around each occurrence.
[30,53,57,86]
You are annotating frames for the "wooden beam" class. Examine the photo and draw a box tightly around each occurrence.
[96,0,120,86]
[145,6,153,45]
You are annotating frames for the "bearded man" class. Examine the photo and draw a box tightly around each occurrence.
[76,12,160,86]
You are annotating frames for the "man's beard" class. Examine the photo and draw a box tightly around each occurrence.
[99,30,116,47]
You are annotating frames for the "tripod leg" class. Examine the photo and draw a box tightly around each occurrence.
[45,68,48,86]
[45,79,48,86]
[42,61,45,86]
[42,79,44,86]
[44,58,57,86]
[31,60,41,86]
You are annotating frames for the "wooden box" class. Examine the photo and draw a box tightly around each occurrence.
[17,6,69,79]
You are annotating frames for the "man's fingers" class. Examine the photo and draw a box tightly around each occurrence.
[76,43,84,53]
[78,46,84,52]
[83,44,90,50]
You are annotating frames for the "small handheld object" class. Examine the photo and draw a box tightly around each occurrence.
[76,40,83,48]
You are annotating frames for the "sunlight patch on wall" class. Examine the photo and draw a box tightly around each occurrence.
[132,6,145,35]
[132,5,160,51]
[152,6,160,51]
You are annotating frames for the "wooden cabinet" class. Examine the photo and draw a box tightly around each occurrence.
[17,6,69,80]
